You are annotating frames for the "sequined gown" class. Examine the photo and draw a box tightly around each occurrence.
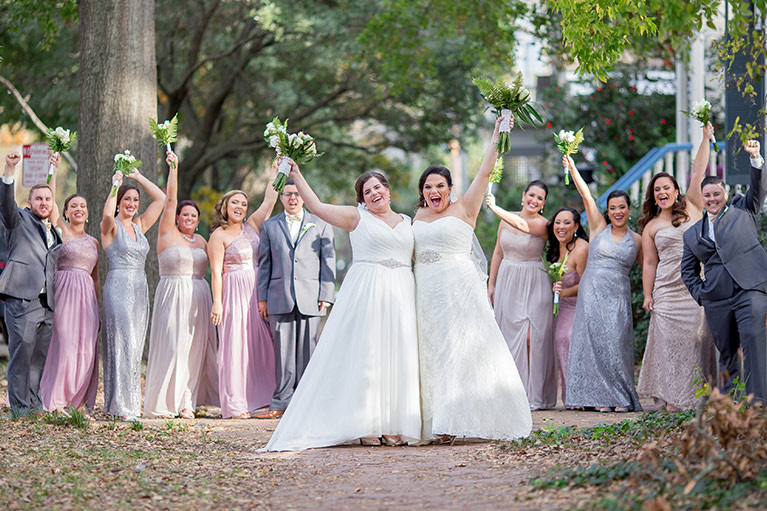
[102,221,150,418]
[565,225,642,411]
[266,207,421,451]
[638,223,716,408]
[554,270,580,404]
[218,223,275,418]
[414,217,532,441]
[40,235,100,411]
[493,227,557,409]
[143,245,220,417]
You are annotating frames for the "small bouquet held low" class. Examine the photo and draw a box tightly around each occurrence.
[553,128,584,185]
[264,117,320,192]
[683,100,719,152]
[111,150,142,197]
[473,74,542,154]
[45,126,76,184]
[487,157,504,194]
[540,252,568,315]
[148,113,179,153]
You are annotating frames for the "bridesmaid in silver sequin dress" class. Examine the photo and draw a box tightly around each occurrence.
[562,156,644,412]
[101,167,166,420]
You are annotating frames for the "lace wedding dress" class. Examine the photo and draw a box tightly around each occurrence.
[413,216,532,441]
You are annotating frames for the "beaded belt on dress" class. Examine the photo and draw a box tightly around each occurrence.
[415,250,471,264]
[354,258,411,269]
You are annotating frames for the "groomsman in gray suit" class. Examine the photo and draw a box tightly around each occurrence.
[681,139,767,403]
[256,178,335,418]
[0,152,62,411]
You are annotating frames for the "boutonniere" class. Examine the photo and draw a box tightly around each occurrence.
[300,223,316,237]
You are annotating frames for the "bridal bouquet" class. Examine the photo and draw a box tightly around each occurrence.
[45,126,76,184]
[683,100,719,152]
[553,128,584,185]
[111,150,142,197]
[148,113,179,152]
[263,117,320,192]
[487,157,504,194]
[473,74,542,154]
[540,252,568,315]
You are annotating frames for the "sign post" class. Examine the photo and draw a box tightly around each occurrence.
[21,143,50,187]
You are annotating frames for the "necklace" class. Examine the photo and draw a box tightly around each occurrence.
[179,231,196,243]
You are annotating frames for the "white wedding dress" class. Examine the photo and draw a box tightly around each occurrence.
[265,206,421,451]
[413,216,532,441]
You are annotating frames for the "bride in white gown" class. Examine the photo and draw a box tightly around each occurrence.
[413,115,532,441]
[265,163,421,451]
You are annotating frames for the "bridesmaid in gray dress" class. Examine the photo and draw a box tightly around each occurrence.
[101,168,166,420]
[562,156,643,412]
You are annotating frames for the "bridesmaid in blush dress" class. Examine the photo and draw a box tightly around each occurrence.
[39,189,100,413]
[143,151,219,418]
[208,164,279,419]
[101,167,166,420]
[637,123,716,410]
[485,183,557,410]
[546,208,589,406]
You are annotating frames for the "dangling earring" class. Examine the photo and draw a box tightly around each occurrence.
[195,226,199,232]
[85,218,89,224]
[573,232,577,238]
[540,205,545,214]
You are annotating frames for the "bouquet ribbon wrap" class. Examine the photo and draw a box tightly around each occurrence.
[277,156,293,178]
[499,109,512,133]
[46,152,59,184]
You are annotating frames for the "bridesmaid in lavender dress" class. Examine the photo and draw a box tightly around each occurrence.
[546,208,589,406]
[101,167,166,420]
[143,151,219,418]
[208,164,279,419]
[485,182,557,410]
[637,123,716,410]
[40,192,100,413]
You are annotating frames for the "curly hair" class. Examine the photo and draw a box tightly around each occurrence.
[638,172,689,233]
[545,208,589,263]
[210,190,248,231]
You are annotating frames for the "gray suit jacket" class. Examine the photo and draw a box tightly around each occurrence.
[681,164,767,304]
[0,181,62,307]
[257,211,335,316]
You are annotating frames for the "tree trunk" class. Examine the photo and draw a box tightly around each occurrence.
[78,0,159,344]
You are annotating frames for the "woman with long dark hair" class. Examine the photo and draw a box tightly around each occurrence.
[562,155,643,412]
[545,208,588,406]
[637,123,716,410]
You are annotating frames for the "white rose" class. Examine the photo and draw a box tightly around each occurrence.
[562,131,576,143]
[114,154,121,162]
[125,150,131,156]
[558,130,567,139]
[269,135,279,148]
[288,133,297,146]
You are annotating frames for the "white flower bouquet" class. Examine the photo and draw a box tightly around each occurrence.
[683,100,719,152]
[45,126,76,184]
[553,128,584,185]
[487,157,504,194]
[540,252,568,315]
[111,150,142,197]
[148,113,179,152]
[473,74,542,154]
[263,117,320,192]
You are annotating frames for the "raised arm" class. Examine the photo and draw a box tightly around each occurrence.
[1,152,21,229]
[129,169,166,234]
[460,116,503,222]
[157,151,179,241]
[686,122,713,213]
[487,225,504,305]
[285,160,359,231]
[743,139,767,214]
[484,194,548,238]
[100,170,123,247]
[246,160,280,233]
[208,232,226,326]
[47,152,65,231]
[641,225,659,312]
[564,155,606,235]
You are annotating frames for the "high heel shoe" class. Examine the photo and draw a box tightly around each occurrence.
[382,435,406,446]
[360,436,382,446]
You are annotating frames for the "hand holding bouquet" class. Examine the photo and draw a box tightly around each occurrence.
[683,100,719,152]
[264,117,320,192]
[111,150,142,197]
[540,252,568,315]
[553,128,584,185]
[45,126,76,184]
[148,114,179,153]
[473,74,542,154]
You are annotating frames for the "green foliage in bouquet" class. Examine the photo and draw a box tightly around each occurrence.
[111,150,142,197]
[148,113,179,150]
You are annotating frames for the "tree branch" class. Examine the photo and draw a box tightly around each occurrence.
[0,74,78,171]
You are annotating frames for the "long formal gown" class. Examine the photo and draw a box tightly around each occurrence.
[218,223,275,418]
[39,235,100,411]
[103,221,150,418]
[554,270,580,404]
[266,207,421,451]
[143,245,220,417]
[638,222,716,408]
[565,225,642,411]
[493,227,557,409]
[414,216,532,441]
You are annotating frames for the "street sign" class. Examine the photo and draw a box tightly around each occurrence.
[21,143,50,187]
